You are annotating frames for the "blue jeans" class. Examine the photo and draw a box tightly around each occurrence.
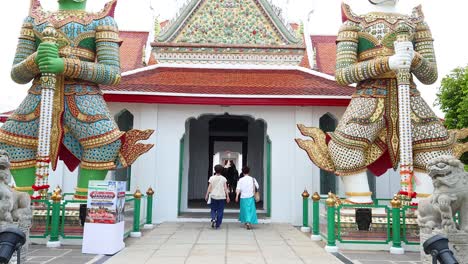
[210,198,226,228]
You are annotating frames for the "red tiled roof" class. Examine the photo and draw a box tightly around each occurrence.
[299,48,311,69]
[102,67,351,97]
[147,52,158,66]
[119,31,149,72]
[311,35,337,76]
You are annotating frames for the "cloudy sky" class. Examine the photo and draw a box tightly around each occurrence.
[0,0,467,117]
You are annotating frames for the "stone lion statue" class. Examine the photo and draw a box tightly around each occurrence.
[417,155,468,232]
[0,150,31,224]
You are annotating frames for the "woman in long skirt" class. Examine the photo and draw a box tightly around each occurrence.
[236,166,259,229]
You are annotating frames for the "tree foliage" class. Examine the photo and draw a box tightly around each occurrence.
[436,66,468,168]
[436,66,468,129]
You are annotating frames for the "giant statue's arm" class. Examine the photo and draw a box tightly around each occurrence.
[411,21,438,85]
[10,17,40,84]
[335,21,392,86]
[61,16,121,85]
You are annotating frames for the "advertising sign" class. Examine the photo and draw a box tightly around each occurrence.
[86,181,126,224]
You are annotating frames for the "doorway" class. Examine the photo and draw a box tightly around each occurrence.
[178,113,269,214]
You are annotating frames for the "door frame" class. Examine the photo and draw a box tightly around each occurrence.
[178,135,272,215]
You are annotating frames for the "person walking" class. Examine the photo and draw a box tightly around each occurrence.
[236,166,259,229]
[205,164,230,229]
[227,160,239,194]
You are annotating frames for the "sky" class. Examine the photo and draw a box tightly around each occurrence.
[0,0,467,117]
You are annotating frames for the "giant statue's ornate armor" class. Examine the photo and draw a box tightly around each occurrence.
[0,0,153,199]
[329,4,455,175]
[297,4,456,196]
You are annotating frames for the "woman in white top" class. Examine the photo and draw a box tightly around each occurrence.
[205,164,230,229]
[236,166,259,229]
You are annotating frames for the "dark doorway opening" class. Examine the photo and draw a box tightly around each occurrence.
[185,114,266,211]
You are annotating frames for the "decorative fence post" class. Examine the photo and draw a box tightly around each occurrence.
[130,188,142,238]
[311,192,321,241]
[144,187,155,229]
[325,192,338,252]
[301,189,311,232]
[390,195,404,254]
[47,190,62,248]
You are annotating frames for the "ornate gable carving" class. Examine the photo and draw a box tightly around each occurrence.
[159,0,300,45]
[154,0,304,66]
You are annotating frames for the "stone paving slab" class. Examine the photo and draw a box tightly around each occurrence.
[340,250,421,264]
[18,223,426,264]
[23,245,98,264]
[104,223,342,264]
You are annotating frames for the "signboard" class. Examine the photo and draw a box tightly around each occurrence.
[86,181,126,224]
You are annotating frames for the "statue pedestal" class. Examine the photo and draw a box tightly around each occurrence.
[420,230,468,263]
[0,222,31,263]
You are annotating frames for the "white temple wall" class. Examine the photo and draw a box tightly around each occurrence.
[292,106,346,225]
[104,102,353,224]
[146,103,303,223]
[50,102,401,225]
[375,169,403,199]
[293,106,315,226]
[49,161,78,196]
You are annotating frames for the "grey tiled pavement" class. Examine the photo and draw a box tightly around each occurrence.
[340,250,421,264]
[104,222,342,264]
[24,245,98,264]
[20,223,425,264]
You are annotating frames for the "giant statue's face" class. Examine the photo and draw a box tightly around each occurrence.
[368,0,398,6]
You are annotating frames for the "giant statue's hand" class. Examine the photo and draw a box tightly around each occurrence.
[394,41,415,61]
[36,43,64,74]
[388,53,412,70]
[389,41,414,71]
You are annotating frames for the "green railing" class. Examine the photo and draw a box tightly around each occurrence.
[29,187,154,244]
[59,199,85,239]
[318,199,328,241]
[305,192,420,250]
[30,199,52,239]
[301,190,310,231]
[401,205,419,245]
[124,196,135,238]
[311,193,320,239]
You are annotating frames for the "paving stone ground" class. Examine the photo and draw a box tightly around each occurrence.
[24,244,98,264]
[340,250,421,264]
[20,223,425,264]
[105,222,342,264]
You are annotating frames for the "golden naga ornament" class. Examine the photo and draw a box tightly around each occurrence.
[295,124,335,172]
[450,128,468,160]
